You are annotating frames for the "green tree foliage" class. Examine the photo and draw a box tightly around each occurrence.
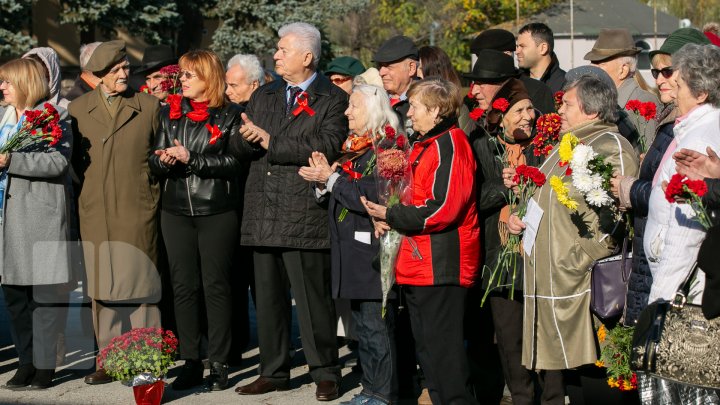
[58,0,181,44]
[211,0,368,64]
[655,0,720,28]
[370,0,558,72]
[0,0,36,57]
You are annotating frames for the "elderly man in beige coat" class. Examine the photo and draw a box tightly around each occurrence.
[69,40,162,385]
[508,75,639,401]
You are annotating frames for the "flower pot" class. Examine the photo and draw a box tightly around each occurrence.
[132,380,165,405]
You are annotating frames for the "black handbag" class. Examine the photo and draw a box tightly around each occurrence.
[630,263,720,390]
[590,237,632,322]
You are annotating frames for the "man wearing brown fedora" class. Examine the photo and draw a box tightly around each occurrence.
[585,28,659,147]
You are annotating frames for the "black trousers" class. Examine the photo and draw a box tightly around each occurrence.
[161,210,237,363]
[405,285,477,405]
[253,247,340,383]
[229,244,254,362]
[2,284,67,369]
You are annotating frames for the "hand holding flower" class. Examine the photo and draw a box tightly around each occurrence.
[502,167,519,192]
[507,214,526,235]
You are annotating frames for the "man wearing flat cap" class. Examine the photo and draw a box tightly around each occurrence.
[135,45,177,102]
[374,35,418,138]
[324,56,365,95]
[585,28,659,147]
[68,40,162,385]
[471,28,555,114]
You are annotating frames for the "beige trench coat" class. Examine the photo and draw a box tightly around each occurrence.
[522,120,639,370]
[69,87,161,301]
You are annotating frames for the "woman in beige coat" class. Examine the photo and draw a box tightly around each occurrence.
[509,75,639,394]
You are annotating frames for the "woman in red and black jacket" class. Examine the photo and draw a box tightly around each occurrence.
[363,77,480,405]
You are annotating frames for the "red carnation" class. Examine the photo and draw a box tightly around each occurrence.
[139,84,150,94]
[469,108,485,121]
[384,125,396,140]
[467,82,474,99]
[492,98,510,113]
[638,102,657,121]
[159,64,180,76]
[625,99,642,112]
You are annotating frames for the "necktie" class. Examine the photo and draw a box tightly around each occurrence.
[287,86,301,115]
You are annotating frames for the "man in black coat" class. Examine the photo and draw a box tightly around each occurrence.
[374,35,418,138]
[233,22,347,402]
[470,29,556,115]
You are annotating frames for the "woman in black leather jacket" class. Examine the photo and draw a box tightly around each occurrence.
[149,49,249,391]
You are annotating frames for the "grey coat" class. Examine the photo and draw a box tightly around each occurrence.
[0,103,72,286]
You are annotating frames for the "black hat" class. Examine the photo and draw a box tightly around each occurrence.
[470,29,516,55]
[463,49,519,82]
[85,40,127,74]
[136,45,176,75]
[373,36,419,63]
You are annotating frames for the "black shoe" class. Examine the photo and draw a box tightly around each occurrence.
[28,369,55,390]
[205,362,228,391]
[171,360,204,390]
[5,364,36,390]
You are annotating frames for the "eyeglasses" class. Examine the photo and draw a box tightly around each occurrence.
[651,67,674,79]
[179,71,197,79]
[330,76,352,85]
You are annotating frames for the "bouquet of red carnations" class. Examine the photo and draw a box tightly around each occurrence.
[1,102,62,153]
[98,327,178,385]
[665,173,711,229]
[373,125,412,317]
[625,99,657,153]
[482,164,546,304]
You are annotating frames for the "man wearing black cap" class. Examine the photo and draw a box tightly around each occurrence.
[516,23,567,94]
[373,35,418,137]
[135,45,177,102]
[471,28,555,114]
[68,40,162,385]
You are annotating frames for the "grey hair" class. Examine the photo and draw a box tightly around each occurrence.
[674,43,720,107]
[227,54,265,86]
[278,22,321,68]
[351,84,400,135]
[563,75,619,123]
[618,55,637,75]
[79,42,102,71]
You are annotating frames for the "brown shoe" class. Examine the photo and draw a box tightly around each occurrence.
[315,380,339,401]
[84,368,112,385]
[235,376,289,395]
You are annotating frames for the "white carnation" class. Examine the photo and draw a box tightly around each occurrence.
[570,144,596,174]
[585,188,613,207]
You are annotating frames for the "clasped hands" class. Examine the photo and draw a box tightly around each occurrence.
[155,139,189,166]
[298,151,337,187]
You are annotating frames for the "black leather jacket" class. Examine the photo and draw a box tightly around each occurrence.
[149,98,248,216]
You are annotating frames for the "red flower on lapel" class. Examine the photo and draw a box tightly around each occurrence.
[206,123,222,145]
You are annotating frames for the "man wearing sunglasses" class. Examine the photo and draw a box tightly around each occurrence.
[585,28,660,149]
[324,56,365,95]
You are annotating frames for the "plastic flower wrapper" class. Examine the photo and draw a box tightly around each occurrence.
[481,164,546,304]
[664,173,711,229]
[372,125,412,317]
[1,102,63,153]
[98,327,178,386]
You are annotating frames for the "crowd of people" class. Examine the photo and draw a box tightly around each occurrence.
[0,18,719,405]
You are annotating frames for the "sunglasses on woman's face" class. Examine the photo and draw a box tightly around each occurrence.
[651,67,674,79]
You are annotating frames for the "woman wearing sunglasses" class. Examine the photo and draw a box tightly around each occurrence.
[149,49,251,391]
[609,28,712,327]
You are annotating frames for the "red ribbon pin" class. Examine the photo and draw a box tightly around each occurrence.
[292,92,315,117]
[341,161,362,180]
